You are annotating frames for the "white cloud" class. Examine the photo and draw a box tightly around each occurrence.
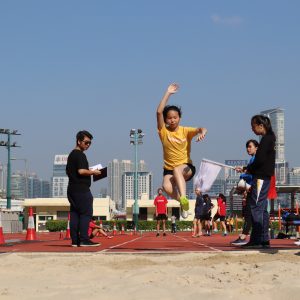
[211,14,243,26]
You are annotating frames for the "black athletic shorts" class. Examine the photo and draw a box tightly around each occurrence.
[201,214,211,221]
[163,163,196,181]
[213,214,225,222]
[156,214,168,220]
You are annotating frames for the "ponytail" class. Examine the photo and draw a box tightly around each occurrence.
[251,114,275,136]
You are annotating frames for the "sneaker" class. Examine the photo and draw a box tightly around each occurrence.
[231,237,247,246]
[261,241,270,249]
[241,242,263,249]
[181,210,189,219]
[80,240,101,247]
[223,232,228,237]
[163,232,166,237]
[179,196,189,211]
[156,233,160,237]
[71,244,80,247]
[213,229,218,233]
[294,240,300,246]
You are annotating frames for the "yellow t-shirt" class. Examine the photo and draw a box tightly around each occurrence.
[158,125,198,170]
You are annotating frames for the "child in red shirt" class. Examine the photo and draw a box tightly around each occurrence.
[88,217,113,239]
[212,194,227,236]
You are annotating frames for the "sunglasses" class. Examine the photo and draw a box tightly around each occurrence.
[82,140,91,145]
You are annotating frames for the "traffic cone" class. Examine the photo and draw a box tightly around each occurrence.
[26,207,37,241]
[113,222,117,236]
[65,212,71,239]
[0,212,5,245]
[120,223,125,235]
[59,230,64,240]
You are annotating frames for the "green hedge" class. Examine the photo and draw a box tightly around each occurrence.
[46,220,68,232]
[45,220,195,232]
[45,219,282,232]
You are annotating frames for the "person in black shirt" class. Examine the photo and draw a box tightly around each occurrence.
[241,115,276,249]
[192,187,204,237]
[66,130,102,247]
[202,194,214,236]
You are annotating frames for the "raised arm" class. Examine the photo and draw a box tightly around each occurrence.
[156,83,179,130]
[195,127,208,142]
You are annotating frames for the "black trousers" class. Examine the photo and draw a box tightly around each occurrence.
[249,178,270,244]
[171,223,176,233]
[67,190,93,245]
[242,192,252,235]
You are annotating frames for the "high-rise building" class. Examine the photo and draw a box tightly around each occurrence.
[10,171,50,199]
[209,176,226,196]
[11,172,26,199]
[27,174,39,198]
[108,159,150,209]
[288,168,300,185]
[224,160,248,195]
[41,180,51,198]
[52,154,68,198]
[260,108,288,184]
[121,171,153,209]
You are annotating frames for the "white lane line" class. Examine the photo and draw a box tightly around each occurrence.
[175,235,223,252]
[100,236,144,252]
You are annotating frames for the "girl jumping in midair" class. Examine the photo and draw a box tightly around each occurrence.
[156,83,207,218]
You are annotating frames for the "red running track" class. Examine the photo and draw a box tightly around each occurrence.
[0,231,299,253]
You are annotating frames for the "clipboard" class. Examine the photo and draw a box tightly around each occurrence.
[93,167,107,182]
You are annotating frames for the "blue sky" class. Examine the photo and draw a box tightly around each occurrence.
[1,1,300,192]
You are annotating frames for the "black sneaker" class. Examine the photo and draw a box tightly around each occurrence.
[156,233,160,237]
[163,232,166,237]
[261,241,270,249]
[241,242,263,249]
[80,240,101,247]
[231,237,247,246]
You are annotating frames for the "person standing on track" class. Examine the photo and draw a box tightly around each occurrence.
[154,188,168,237]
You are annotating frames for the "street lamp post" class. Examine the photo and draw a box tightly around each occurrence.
[10,158,28,199]
[0,129,21,209]
[129,129,144,230]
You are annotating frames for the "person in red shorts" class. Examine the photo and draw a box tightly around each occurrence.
[154,187,168,237]
[88,217,112,240]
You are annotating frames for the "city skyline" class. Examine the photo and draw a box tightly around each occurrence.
[1,1,300,191]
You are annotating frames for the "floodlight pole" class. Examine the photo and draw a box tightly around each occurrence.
[129,129,144,231]
[0,129,21,209]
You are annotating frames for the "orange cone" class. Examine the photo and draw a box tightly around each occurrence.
[113,222,117,236]
[65,212,71,239]
[26,207,37,241]
[0,212,5,245]
[120,224,125,235]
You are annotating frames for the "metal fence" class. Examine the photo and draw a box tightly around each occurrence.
[2,220,23,233]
